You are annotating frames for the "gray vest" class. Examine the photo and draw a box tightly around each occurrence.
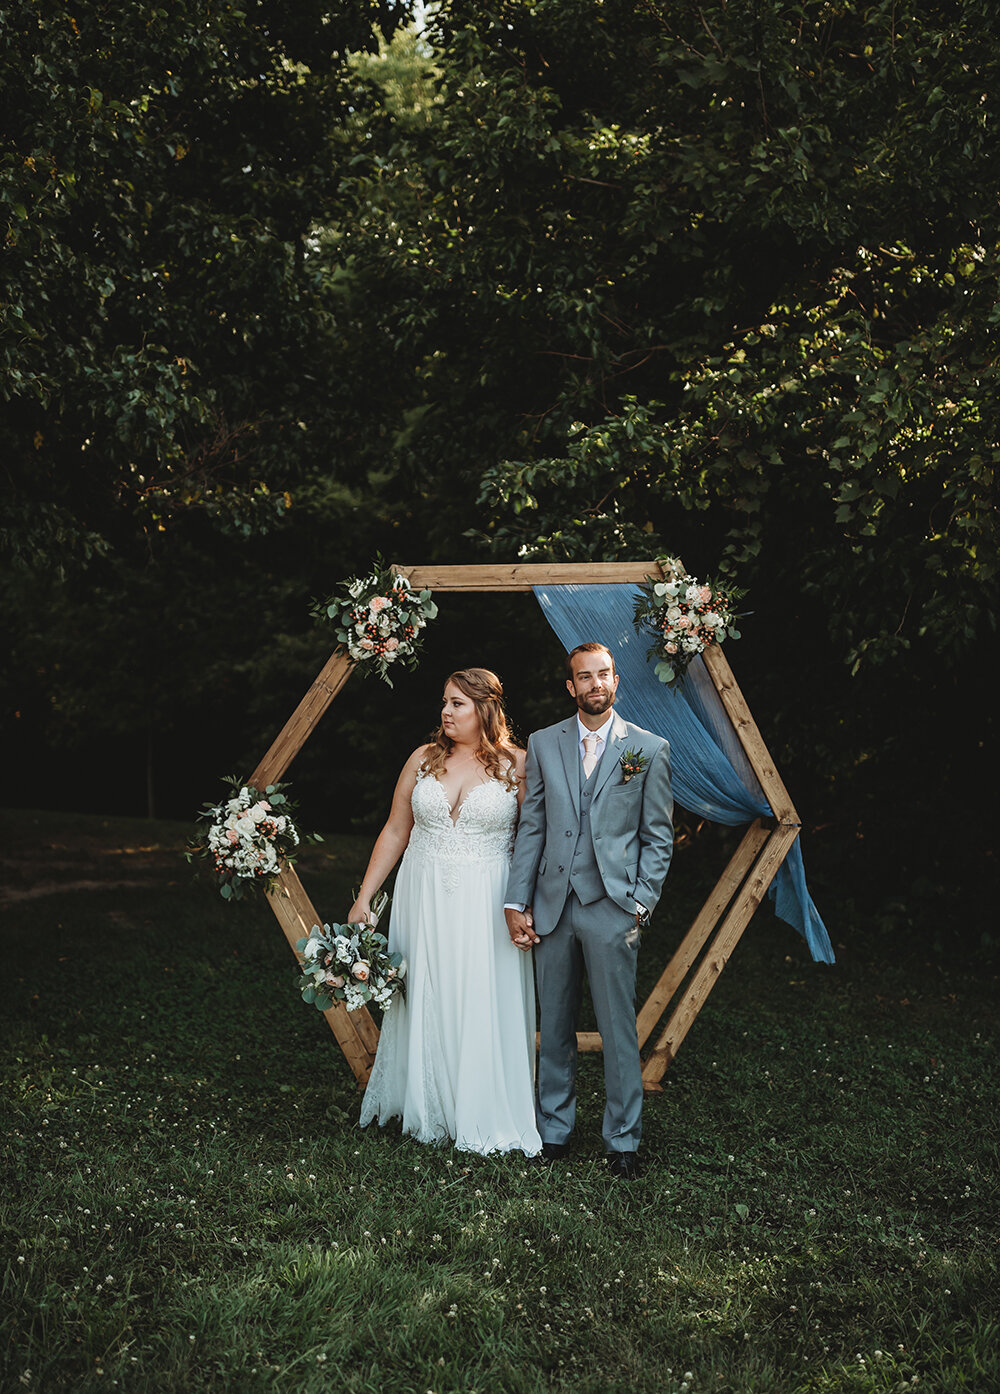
[568,746,605,906]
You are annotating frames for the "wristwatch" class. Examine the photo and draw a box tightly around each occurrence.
[635,901,650,927]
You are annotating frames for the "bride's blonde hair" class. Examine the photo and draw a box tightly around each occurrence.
[421,668,520,790]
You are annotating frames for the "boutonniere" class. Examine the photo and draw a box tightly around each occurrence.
[619,747,647,784]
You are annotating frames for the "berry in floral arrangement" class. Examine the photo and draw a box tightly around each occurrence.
[633,557,744,687]
[311,558,438,687]
[187,777,320,901]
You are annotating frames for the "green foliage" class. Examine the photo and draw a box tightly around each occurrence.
[327,0,999,671]
[1,0,996,933]
[0,0,404,569]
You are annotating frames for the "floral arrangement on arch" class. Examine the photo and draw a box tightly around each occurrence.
[311,557,438,686]
[187,777,319,900]
[295,897,405,1013]
[633,557,744,687]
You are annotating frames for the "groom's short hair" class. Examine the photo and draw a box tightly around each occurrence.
[566,642,616,679]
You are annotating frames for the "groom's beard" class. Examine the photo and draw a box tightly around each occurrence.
[577,690,615,716]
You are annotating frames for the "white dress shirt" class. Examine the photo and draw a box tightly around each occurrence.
[577,710,614,767]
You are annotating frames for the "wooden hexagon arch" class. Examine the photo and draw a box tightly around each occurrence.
[253,562,802,1092]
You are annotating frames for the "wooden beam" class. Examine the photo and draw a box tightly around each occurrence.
[392,562,663,591]
[242,556,810,1094]
[701,645,799,825]
[566,821,772,1055]
[249,650,353,791]
[641,822,801,1090]
[635,818,772,1047]
[267,864,379,1086]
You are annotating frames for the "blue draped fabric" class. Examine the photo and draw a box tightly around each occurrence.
[533,583,835,964]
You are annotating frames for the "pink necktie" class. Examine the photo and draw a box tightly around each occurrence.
[582,734,598,779]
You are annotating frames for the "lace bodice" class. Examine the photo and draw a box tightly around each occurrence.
[407,773,518,872]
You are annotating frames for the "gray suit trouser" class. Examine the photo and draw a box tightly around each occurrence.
[534,891,643,1153]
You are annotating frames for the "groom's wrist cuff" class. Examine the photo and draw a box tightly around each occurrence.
[504,902,527,913]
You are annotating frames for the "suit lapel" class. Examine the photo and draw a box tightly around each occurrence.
[590,711,628,802]
[557,721,582,818]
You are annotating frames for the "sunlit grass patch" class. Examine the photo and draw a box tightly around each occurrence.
[2,809,997,1393]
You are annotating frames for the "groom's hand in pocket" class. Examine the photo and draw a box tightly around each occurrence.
[505,906,539,950]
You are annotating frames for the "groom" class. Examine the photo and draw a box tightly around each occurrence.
[505,642,674,1179]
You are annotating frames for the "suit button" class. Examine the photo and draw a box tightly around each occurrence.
[565,830,572,837]
[558,866,564,873]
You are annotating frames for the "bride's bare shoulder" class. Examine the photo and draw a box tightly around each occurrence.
[510,746,527,778]
[398,743,434,777]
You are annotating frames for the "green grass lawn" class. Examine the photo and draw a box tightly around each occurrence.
[1,809,997,1394]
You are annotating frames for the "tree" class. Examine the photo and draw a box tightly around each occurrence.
[0,0,407,571]
[329,0,997,667]
[311,0,997,938]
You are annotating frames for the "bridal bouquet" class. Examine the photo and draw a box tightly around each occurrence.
[296,903,406,1013]
[310,557,438,686]
[187,777,317,901]
[633,557,744,687]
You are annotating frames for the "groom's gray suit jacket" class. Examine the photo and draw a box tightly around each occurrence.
[506,710,674,932]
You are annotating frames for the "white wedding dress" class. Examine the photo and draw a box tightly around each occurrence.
[359,772,542,1156]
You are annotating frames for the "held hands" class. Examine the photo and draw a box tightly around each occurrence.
[505,906,539,952]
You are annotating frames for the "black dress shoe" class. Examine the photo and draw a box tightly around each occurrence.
[606,1151,641,1180]
[541,1141,570,1160]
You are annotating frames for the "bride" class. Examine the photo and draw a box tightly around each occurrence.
[351,668,542,1157]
